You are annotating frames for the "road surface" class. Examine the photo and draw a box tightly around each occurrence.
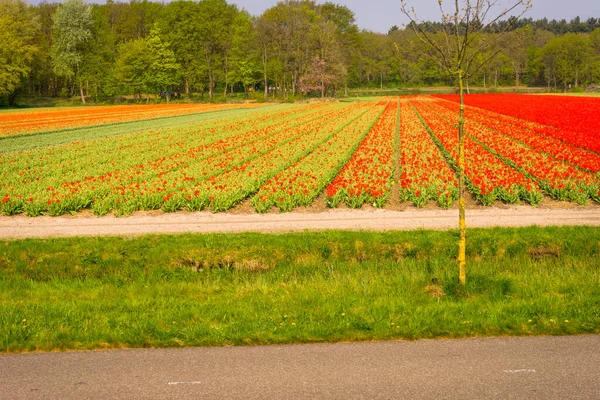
[1,335,600,399]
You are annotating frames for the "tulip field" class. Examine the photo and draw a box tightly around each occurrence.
[1,95,599,216]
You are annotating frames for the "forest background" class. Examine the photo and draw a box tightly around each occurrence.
[2,0,600,106]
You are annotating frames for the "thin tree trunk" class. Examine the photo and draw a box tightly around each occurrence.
[457,69,467,286]
[185,78,190,98]
[224,56,229,100]
[79,80,86,105]
[263,49,268,102]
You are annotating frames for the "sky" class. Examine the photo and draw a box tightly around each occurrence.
[228,0,600,33]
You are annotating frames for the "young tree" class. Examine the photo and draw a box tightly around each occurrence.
[400,0,532,285]
[51,0,93,104]
[0,0,39,103]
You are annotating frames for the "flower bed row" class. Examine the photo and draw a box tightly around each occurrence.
[251,101,389,212]
[399,99,459,208]
[410,97,542,206]
[325,99,398,208]
[434,94,600,154]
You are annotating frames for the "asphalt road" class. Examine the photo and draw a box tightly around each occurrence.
[2,335,600,399]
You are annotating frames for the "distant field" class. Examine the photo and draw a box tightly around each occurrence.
[0,103,264,137]
[0,95,598,217]
[534,92,600,98]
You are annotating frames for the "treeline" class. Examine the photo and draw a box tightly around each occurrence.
[397,15,600,36]
[1,0,600,105]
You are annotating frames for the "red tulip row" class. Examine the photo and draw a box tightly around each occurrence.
[399,99,459,208]
[324,99,398,208]
[431,98,600,173]
[434,94,600,154]
[410,97,542,206]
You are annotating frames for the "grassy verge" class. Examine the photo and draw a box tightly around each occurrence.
[1,226,599,353]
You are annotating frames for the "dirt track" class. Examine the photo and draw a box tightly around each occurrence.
[1,206,598,239]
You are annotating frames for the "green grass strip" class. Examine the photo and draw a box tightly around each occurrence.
[1,226,599,353]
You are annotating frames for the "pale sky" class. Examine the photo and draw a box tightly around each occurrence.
[26,0,600,34]
[229,0,600,33]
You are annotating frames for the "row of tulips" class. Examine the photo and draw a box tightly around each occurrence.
[251,101,389,212]
[422,99,600,205]
[399,99,459,208]
[0,103,264,137]
[410,97,543,206]
[324,100,398,208]
[432,98,600,174]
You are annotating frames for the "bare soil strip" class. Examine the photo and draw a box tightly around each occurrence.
[1,207,598,239]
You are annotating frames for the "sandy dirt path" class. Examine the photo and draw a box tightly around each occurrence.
[1,207,598,239]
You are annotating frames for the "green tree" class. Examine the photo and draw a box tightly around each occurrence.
[161,0,203,98]
[145,25,180,103]
[196,0,238,100]
[0,0,39,103]
[116,38,150,101]
[542,33,595,90]
[51,0,93,104]
[228,11,261,97]
[591,28,600,54]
